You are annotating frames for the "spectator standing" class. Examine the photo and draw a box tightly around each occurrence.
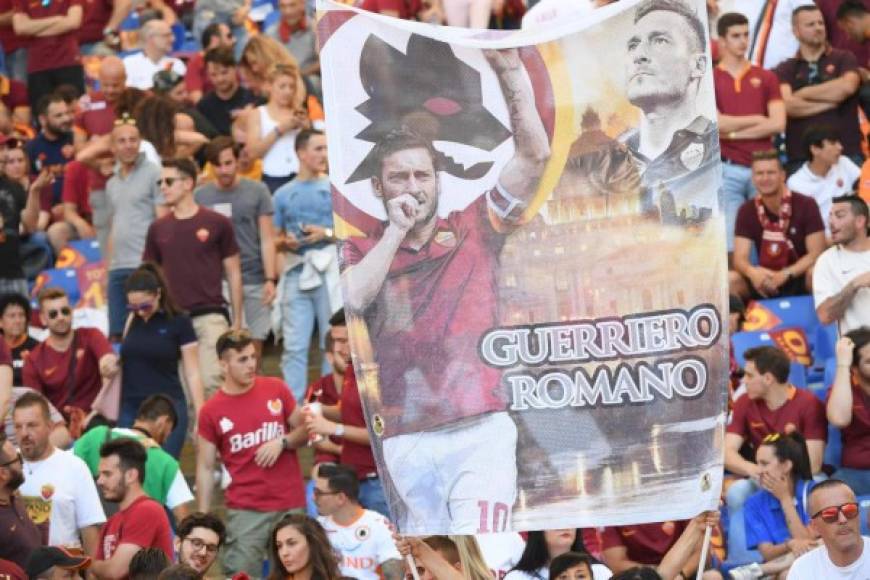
[826,331,870,495]
[246,63,307,193]
[714,12,785,254]
[730,151,826,300]
[22,288,118,418]
[264,0,320,92]
[143,158,243,397]
[185,22,235,104]
[75,0,130,55]
[74,395,194,522]
[104,117,165,340]
[739,0,815,70]
[313,463,402,580]
[0,156,38,298]
[267,514,342,580]
[787,480,870,579]
[0,430,41,569]
[0,293,37,385]
[90,439,173,579]
[0,0,26,82]
[787,127,861,239]
[13,392,105,554]
[836,1,870,50]
[195,330,307,578]
[813,195,870,333]
[122,20,186,90]
[273,129,335,402]
[11,0,84,109]
[777,5,862,173]
[25,94,74,232]
[196,47,259,138]
[120,265,204,458]
[175,513,225,579]
[196,137,276,357]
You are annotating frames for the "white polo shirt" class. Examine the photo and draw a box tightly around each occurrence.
[787,156,861,237]
[813,243,870,335]
[122,52,187,90]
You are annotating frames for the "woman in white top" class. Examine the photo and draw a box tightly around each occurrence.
[504,530,612,580]
[246,63,309,192]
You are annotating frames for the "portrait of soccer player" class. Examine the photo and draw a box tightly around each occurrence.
[621,0,718,218]
[341,47,551,534]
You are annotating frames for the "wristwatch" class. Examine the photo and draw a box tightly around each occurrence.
[334,423,345,438]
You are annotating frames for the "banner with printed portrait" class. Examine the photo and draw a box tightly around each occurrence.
[317,0,729,534]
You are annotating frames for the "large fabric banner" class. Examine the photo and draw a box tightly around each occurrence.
[318,0,729,534]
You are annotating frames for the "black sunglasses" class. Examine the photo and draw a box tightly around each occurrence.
[47,306,72,320]
[157,177,179,187]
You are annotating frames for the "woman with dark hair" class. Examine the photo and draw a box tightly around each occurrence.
[267,513,341,580]
[119,262,204,458]
[743,432,819,568]
[505,530,612,580]
[549,553,594,580]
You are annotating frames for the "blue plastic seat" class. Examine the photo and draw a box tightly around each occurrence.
[754,295,820,336]
[859,496,870,536]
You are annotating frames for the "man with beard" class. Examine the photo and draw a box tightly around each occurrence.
[174,513,225,578]
[14,392,104,555]
[90,438,173,579]
[26,93,75,220]
[620,0,718,218]
[22,288,118,418]
[0,430,41,568]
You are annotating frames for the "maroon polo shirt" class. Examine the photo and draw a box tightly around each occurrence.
[77,0,111,44]
[734,191,825,267]
[775,48,862,163]
[12,0,82,73]
[714,63,782,167]
[359,0,421,18]
[601,521,689,565]
[829,378,870,469]
[727,386,828,451]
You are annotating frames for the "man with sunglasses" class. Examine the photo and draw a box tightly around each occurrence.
[0,430,42,569]
[175,512,225,578]
[23,288,117,419]
[787,479,869,578]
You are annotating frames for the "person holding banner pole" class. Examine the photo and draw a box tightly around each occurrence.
[341,46,550,533]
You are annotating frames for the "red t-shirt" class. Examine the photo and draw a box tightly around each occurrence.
[359,0,421,19]
[76,0,111,44]
[304,373,341,466]
[0,0,24,53]
[12,0,82,73]
[198,376,305,511]
[75,93,115,138]
[340,367,377,479]
[733,191,825,267]
[143,207,240,313]
[98,495,173,564]
[184,52,214,95]
[0,559,26,580]
[22,327,113,413]
[342,196,506,437]
[714,64,782,167]
[830,378,870,469]
[727,386,828,450]
[601,521,689,565]
[61,160,92,219]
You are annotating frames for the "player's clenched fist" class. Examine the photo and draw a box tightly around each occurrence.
[386,194,420,232]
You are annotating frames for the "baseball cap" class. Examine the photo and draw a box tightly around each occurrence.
[152,69,184,94]
[26,547,91,578]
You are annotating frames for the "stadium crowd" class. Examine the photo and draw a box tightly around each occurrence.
[0,0,868,578]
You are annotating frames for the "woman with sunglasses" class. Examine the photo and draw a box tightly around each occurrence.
[505,530,612,580]
[118,263,204,458]
[739,432,820,576]
[267,513,341,580]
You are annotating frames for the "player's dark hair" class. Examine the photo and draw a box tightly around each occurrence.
[319,463,360,502]
[0,292,31,321]
[268,514,341,580]
[760,431,813,482]
[12,391,51,422]
[205,135,239,166]
[329,308,346,328]
[831,194,869,225]
[125,262,182,317]
[838,0,868,20]
[100,438,148,484]
[129,548,171,580]
[802,125,840,161]
[634,0,706,52]
[511,530,592,574]
[611,568,663,580]
[716,12,749,38]
[136,395,179,430]
[549,553,593,580]
[845,327,870,369]
[792,4,821,23]
[744,345,791,383]
[162,157,198,184]
[201,22,227,50]
[371,128,439,179]
[750,149,782,167]
[216,329,255,358]
[295,128,324,153]
[204,46,236,68]
[177,512,227,546]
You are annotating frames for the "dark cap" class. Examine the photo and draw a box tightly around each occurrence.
[152,69,184,94]
[26,547,91,578]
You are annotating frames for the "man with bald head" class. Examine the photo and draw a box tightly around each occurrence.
[123,19,186,90]
[76,55,126,141]
[787,479,870,578]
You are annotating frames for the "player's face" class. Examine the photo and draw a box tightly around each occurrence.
[40,297,73,337]
[625,10,702,110]
[750,159,784,197]
[794,9,826,48]
[328,325,350,375]
[275,525,311,575]
[112,124,141,167]
[0,303,27,339]
[720,24,749,59]
[178,527,221,575]
[375,148,440,226]
[544,529,576,553]
[809,484,861,553]
[828,202,864,245]
[554,564,593,580]
[742,361,769,400]
[215,147,239,189]
[96,455,128,502]
[13,405,52,462]
[221,344,258,387]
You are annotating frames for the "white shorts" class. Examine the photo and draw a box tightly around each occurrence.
[383,412,517,534]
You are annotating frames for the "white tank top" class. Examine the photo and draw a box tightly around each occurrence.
[258,105,300,177]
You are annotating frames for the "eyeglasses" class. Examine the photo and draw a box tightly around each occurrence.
[312,488,340,498]
[127,302,155,313]
[157,177,179,187]
[184,537,220,555]
[46,307,72,320]
[0,451,21,468]
[762,433,781,443]
[812,502,860,523]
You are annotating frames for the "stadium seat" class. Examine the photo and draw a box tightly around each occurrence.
[731,330,778,368]
[859,496,870,536]
[30,268,81,309]
[814,323,838,363]
[55,239,102,269]
[754,295,821,338]
[788,362,807,389]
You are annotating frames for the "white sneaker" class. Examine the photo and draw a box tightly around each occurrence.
[729,562,763,580]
